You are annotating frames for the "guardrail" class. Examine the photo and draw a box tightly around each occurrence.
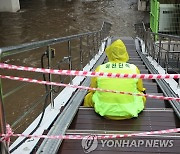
[0,21,112,153]
[135,22,180,120]
[135,22,180,74]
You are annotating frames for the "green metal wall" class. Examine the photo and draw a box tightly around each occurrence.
[150,0,159,33]
[150,0,180,35]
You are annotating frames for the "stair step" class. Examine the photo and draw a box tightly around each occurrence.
[140,69,149,74]
[59,136,180,154]
[130,61,144,65]
[67,127,178,135]
[129,57,141,60]
[58,37,180,154]
[144,84,158,93]
[145,93,167,108]
[69,107,178,131]
[112,37,135,44]
[126,45,136,51]
[129,56,141,59]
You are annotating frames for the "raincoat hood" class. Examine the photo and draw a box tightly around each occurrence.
[105,39,129,62]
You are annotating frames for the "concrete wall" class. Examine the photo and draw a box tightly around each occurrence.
[138,0,147,11]
[0,0,20,12]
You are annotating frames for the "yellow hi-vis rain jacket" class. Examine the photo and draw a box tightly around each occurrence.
[84,39,146,120]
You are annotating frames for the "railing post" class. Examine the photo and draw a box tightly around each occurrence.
[87,35,91,64]
[147,28,151,56]
[79,37,83,70]
[0,52,9,153]
[100,30,102,43]
[92,34,96,59]
[96,32,99,51]
[144,30,147,54]
[178,52,180,70]
[105,23,108,38]
[149,33,153,57]
[0,87,6,134]
[166,38,171,73]
[157,36,162,65]
[154,34,157,60]
[47,46,54,108]
[68,40,72,83]
[101,23,105,40]
[0,88,9,154]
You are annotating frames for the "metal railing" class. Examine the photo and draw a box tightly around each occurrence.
[0,21,111,153]
[135,22,180,74]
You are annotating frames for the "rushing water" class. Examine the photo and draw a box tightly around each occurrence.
[0,0,149,136]
[0,0,149,47]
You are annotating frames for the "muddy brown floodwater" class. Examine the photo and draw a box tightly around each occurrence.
[0,0,149,140]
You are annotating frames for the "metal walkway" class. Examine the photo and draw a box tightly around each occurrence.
[40,37,180,154]
[1,22,180,153]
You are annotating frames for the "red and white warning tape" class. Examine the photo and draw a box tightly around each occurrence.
[1,124,12,146]
[0,124,180,142]
[0,64,180,143]
[1,63,180,79]
[0,74,180,101]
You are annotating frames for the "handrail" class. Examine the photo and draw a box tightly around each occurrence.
[135,22,180,74]
[0,32,97,57]
[149,31,180,39]
[0,21,112,153]
[1,22,111,99]
[141,22,180,39]
[0,21,111,58]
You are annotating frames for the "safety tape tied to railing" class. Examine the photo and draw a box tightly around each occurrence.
[0,124,180,142]
[0,63,180,79]
[0,74,180,102]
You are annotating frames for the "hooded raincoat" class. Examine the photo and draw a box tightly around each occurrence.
[84,39,146,120]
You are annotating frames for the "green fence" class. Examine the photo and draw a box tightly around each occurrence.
[150,0,160,34]
[150,0,180,35]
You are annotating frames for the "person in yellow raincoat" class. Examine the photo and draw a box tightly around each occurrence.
[84,39,146,120]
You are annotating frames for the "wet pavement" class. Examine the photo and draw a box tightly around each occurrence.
[0,0,149,136]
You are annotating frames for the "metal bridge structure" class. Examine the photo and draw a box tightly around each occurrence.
[0,21,180,153]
